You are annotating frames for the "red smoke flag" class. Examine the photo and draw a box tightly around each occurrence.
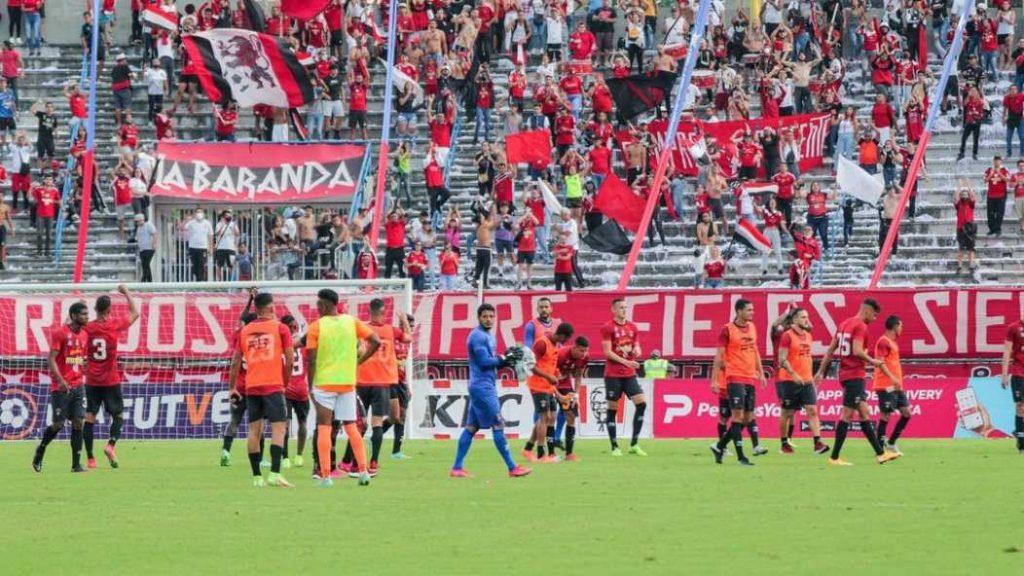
[182,28,314,108]
[595,173,646,232]
[282,0,330,20]
[505,130,552,164]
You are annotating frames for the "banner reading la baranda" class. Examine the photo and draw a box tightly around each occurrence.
[150,142,367,203]
[617,113,830,178]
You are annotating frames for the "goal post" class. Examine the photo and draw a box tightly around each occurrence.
[0,279,416,442]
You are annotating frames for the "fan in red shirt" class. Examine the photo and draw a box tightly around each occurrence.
[954,183,977,274]
[215,103,238,142]
[985,156,1010,235]
[568,22,596,60]
[32,302,91,473]
[349,73,369,139]
[959,88,987,160]
[384,208,407,278]
[111,169,134,241]
[600,298,646,456]
[771,166,798,225]
[553,235,575,291]
[1004,86,1024,157]
[82,286,140,469]
[870,94,896,142]
[815,299,897,465]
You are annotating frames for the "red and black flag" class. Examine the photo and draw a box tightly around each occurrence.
[182,29,314,109]
[606,72,677,120]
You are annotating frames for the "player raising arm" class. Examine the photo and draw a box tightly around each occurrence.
[228,292,294,488]
[33,302,90,473]
[83,285,139,469]
[1000,314,1024,453]
[814,298,900,466]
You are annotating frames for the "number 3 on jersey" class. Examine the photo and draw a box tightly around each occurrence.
[91,338,107,361]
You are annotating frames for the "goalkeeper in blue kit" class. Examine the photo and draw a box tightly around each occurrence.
[450,303,533,478]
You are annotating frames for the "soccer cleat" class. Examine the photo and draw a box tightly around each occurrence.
[885,443,902,455]
[449,468,471,478]
[390,452,411,460]
[260,459,271,468]
[828,458,854,466]
[508,465,532,478]
[780,444,795,454]
[521,449,538,462]
[710,444,724,464]
[292,455,304,468]
[72,465,87,473]
[103,444,119,469]
[32,448,43,473]
[877,451,901,465]
[281,458,291,470]
[628,445,648,457]
[220,450,232,467]
[752,446,768,456]
[787,439,799,448]
[253,477,265,488]
[610,447,623,457]
[539,455,560,463]
[814,443,830,455]
[267,473,293,488]
[358,472,371,486]
[317,477,334,488]
[737,458,754,466]
[338,461,355,475]
[330,468,343,479]
[368,461,380,477]
[87,457,97,469]
[564,453,579,462]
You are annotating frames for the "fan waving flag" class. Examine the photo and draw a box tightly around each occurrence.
[595,173,646,232]
[386,60,425,108]
[606,72,677,120]
[732,217,773,253]
[583,219,633,255]
[739,181,779,196]
[282,0,330,20]
[505,130,552,164]
[182,29,314,108]
[143,5,178,32]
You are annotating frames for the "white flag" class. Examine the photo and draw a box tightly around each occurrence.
[537,180,565,215]
[837,155,884,205]
[386,60,425,108]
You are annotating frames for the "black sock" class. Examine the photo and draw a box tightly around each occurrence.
[787,421,795,440]
[108,417,123,446]
[746,420,760,448]
[381,418,393,435]
[524,440,535,451]
[331,421,340,468]
[282,429,290,459]
[537,445,545,458]
[730,423,746,459]
[631,402,646,446]
[270,444,283,473]
[606,409,618,449]
[861,420,884,455]
[566,425,576,455]
[371,425,384,463]
[342,442,354,465]
[393,423,405,454]
[717,422,727,441]
[813,435,821,445]
[831,421,849,459]
[890,415,911,443]
[546,425,556,452]
[1015,416,1024,444]
[83,422,95,458]
[70,428,83,468]
[248,451,262,476]
[311,426,319,470]
[222,434,234,452]
[40,425,59,450]
[877,418,889,444]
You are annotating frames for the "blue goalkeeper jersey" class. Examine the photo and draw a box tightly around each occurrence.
[467,326,501,388]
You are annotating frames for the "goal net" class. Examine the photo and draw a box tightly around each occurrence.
[0,279,416,442]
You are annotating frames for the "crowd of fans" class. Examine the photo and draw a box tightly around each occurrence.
[1,0,1022,287]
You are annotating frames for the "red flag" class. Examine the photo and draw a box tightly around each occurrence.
[595,173,646,232]
[505,130,552,164]
[282,0,330,20]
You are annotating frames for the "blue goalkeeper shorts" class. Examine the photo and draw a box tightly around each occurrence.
[466,385,503,430]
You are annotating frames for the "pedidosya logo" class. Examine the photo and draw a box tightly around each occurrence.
[0,387,38,440]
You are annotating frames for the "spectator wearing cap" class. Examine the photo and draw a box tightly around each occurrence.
[111,53,135,126]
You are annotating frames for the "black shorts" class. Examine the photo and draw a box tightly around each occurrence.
[840,378,868,408]
[567,197,582,208]
[707,197,724,220]
[37,138,54,159]
[780,381,817,410]
[330,30,344,47]
[85,385,124,417]
[717,396,732,419]
[0,117,16,131]
[495,239,514,255]
[286,397,310,424]
[0,225,6,247]
[726,383,756,412]
[388,383,410,409]
[246,392,287,423]
[605,376,642,402]
[349,110,367,129]
[51,387,86,422]
[774,381,786,402]
[957,223,976,251]
[531,391,556,413]
[516,251,535,265]
[1012,376,1024,403]
[214,249,234,267]
[357,385,391,418]
[178,73,199,88]
[876,389,909,414]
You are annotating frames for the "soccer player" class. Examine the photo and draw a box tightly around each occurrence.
[83,285,139,469]
[307,288,381,487]
[221,289,258,467]
[524,296,566,451]
[710,299,766,465]
[771,306,796,445]
[555,336,589,461]
[601,298,648,456]
[281,315,309,468]
[355,298,412,476]
[776,307,829,455]
[450,303,532,478]
[875,315,910,454]
[1002,312,1024,453]
[382,313,415,460]
[814,298,901,466]
[523,322,574,462]
[228,292,295,487]
[33,302,90,473]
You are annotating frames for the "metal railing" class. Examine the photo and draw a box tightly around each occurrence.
[51,54,90,264]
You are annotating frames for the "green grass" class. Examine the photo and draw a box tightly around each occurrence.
[3,439,1024,575]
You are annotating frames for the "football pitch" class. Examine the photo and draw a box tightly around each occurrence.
[3,439,1023,575]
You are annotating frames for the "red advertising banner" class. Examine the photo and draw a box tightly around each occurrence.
[0,288,1021,362]
[150,142,367,203]
[617,113,829,178]
[652,378,966,439]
